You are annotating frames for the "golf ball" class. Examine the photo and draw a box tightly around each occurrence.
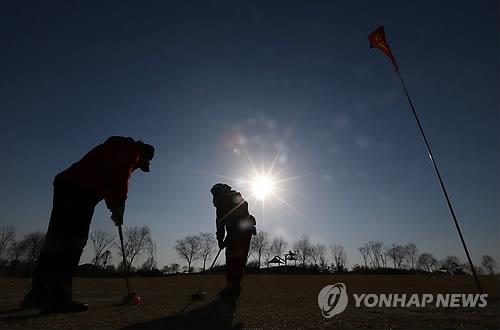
[132,296,141,305]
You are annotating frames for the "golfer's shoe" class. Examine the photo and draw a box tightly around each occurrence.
[191,291,206,300]
[218,286,241,297]
[21,288,88,313]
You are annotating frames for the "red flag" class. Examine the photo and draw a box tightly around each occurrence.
[369,26,399,71]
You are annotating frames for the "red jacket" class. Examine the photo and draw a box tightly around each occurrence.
[55,136,140,209]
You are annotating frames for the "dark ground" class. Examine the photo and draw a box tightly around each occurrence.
[0,274,498,329]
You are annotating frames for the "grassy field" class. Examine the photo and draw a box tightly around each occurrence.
[0,274,499,329]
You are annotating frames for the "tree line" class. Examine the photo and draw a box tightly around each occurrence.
[0,225,496,276]
[0,226,45,275]
[174,232,496,275]
[0,225,159,276]
[355,240,496,275]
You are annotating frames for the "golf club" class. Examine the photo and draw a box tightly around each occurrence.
[191,247,223,300]
[118,225,137,304]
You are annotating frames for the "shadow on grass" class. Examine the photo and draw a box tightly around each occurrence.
[122,296,242,329]
[0,307,46,322]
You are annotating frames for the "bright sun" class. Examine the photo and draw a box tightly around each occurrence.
[252,175,275,200]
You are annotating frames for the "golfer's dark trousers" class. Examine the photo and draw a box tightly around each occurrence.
[32,180,99,303]
[225,230,252,289]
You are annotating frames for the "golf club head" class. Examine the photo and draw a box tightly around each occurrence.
[191,291,206,300]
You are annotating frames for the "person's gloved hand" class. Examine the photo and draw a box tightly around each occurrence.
[110,206,125,226]
[218,239,226,250]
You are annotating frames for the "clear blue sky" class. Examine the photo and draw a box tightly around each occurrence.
[1,1,498,269]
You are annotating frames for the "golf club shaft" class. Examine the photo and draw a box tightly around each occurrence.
[196,248,223,294]
[118,225,131,296]
[209,248,222,271]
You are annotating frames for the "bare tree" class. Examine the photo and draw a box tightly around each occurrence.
[198,233,216,271]
[441,256,460,275]
[21,232,45,269]
[429,255,438,272]
[358,246,369,267]
[270,237,288,258]
[481,255,496,275]
[0,226,15,258]
[161,265,170,274]
[263,244,274,267]
[310,245,319,266]
[90,230,114,268]
[170,263,180,273]
[141,242,158,272]
[405,243,418,269]
[293,234,313,267]
[7,239,27,274]
[367,241,383,268]
[319,246,328,270]
[331,245,347,272]
[310,244,326,266]
[116,226,153,272]
[161,263,181,274]
[417,252,438,272]
[175,235,201,273]
[462,262,484,276]
[100,250,112,270]
[395,245,408,269]
[386,243,408,269]
[380,245,388,268]
[250,231,269,268]
[385,244,396,268]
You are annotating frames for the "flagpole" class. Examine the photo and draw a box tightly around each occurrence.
[394,68,483,294]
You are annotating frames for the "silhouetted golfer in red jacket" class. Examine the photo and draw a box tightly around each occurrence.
[23,136,154,312]
[211,183,256,297]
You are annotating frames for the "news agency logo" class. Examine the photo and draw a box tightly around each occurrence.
[317,283,349,318]
[318,283,488,318]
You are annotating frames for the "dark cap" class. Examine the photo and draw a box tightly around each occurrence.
[137,141,155,160]
[210,183,232,196]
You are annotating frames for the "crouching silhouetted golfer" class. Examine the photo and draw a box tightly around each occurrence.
[210,183,256,297]
[23,136,154,313]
